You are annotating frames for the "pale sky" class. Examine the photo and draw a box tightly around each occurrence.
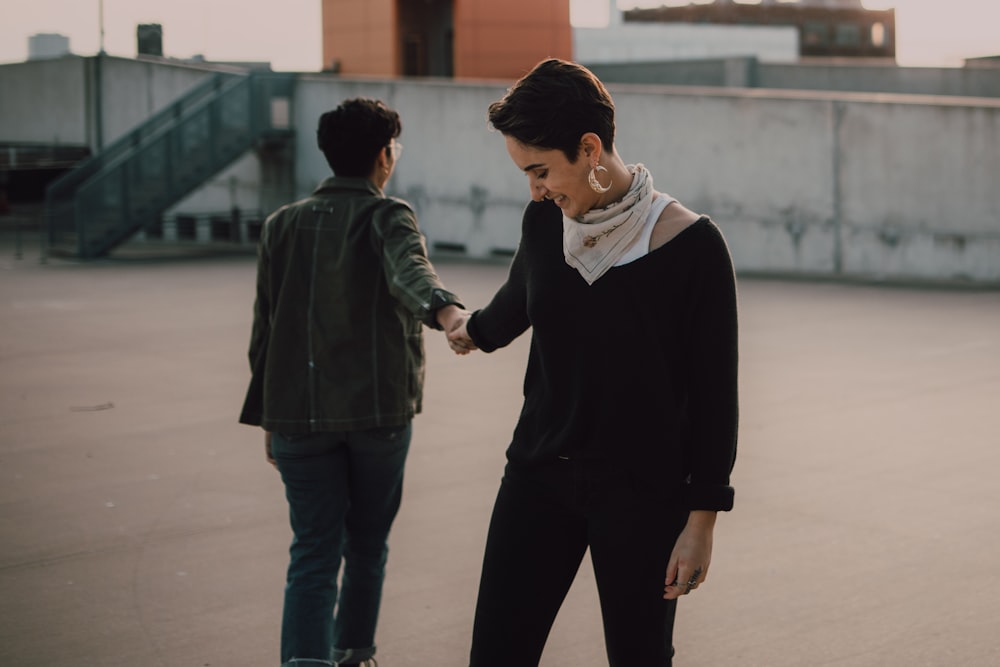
[1,0,996,72]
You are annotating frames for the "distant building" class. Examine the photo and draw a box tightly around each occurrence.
[575,2,799,65]
[624,0,896,62]
[321,0,572,80]
[28,33,70,61]
[131,24,272,71]
[965,55,1000,69]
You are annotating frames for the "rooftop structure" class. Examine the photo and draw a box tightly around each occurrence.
[28,33,70,61]
[321,0,572,79]
[624,0,896,61]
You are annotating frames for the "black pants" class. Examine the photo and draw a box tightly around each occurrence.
[469,459,688,667]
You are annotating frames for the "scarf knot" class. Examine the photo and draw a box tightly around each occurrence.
[563,164,654,285]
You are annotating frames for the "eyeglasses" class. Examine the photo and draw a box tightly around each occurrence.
[390,141,404,160]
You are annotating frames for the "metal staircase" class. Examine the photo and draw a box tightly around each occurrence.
[45,71,295,259]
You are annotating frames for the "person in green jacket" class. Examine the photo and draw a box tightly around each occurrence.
[240,98,466,667]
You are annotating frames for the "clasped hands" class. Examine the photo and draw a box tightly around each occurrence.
[436,304,477,355]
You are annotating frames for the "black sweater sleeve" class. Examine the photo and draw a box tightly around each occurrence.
[466,209,533,352]
[682,222,739,511]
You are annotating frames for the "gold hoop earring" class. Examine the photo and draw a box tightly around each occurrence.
[588,164,612,194]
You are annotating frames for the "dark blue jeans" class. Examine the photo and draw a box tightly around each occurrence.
[272,424,412,667]
[469,459,688,667]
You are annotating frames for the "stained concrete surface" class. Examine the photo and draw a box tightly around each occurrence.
[1,239,999,666]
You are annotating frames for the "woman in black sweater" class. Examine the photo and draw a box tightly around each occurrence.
[449,59,739,666]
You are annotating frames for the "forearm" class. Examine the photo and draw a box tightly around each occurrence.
[435,303,466,331]
[686,230,739,509]
[686,510,717,532]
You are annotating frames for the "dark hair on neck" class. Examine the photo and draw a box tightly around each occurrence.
[487,59,616,164]
[316,98,401,178]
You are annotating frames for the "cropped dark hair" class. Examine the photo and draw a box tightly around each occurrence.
[316,98,401,177]
[487,59,616,163]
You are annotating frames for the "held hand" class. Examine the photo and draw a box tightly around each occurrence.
[435,305,476,355]
[447,316,476,355]
[435,304,477,354]
[664,510,716,600]
[447,314,477,355]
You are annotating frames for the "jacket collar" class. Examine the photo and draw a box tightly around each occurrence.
[314,176,384,197]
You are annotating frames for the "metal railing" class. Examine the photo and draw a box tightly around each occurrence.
[45,72,295,258]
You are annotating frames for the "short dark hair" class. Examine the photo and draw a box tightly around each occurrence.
[487,59,616,164]
[316,98,402,177]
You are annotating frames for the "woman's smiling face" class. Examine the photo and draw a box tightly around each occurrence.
[505,136,600,219]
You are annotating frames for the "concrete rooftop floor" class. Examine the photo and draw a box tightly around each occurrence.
[1,239,999,666]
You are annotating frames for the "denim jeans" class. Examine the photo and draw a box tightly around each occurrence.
[272,423,412,667]
[469,459,688,667]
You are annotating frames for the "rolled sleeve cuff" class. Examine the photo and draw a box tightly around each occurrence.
[465,310,500,353]
[683,483,735,512]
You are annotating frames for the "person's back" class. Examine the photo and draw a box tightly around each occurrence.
[244,182,449,432]
[240,98,466,667]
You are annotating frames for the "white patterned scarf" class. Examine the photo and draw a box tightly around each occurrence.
[562,164,654,285]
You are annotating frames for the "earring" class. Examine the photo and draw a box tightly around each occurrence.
[588,164,612,194]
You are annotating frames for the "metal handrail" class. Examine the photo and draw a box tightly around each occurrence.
[45,71,295,258]
[46,73,238,202]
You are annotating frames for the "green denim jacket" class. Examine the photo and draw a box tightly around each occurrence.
[239,177,462,433]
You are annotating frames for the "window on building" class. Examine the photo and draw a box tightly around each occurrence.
[870,22,886,48]
[802,22,829,47]
[403,34,425,76]
[836,23,862,47]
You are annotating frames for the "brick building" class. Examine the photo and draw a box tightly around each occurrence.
[321,0,572,80]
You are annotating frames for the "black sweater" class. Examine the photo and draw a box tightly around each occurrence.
[467,199,738,511]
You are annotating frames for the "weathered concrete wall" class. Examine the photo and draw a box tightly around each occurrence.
[293,75,1000,284]
[0,55,218,151]
[293,75,527,256]
[836,97,1000,282]
[0,56,88,145]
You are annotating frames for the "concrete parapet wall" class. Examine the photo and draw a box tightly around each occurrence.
[836,97,1000,282]
[587,58,1000,99]
[3,57,997,284]
[759,62,1000,98]
[295,75,1000,284]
